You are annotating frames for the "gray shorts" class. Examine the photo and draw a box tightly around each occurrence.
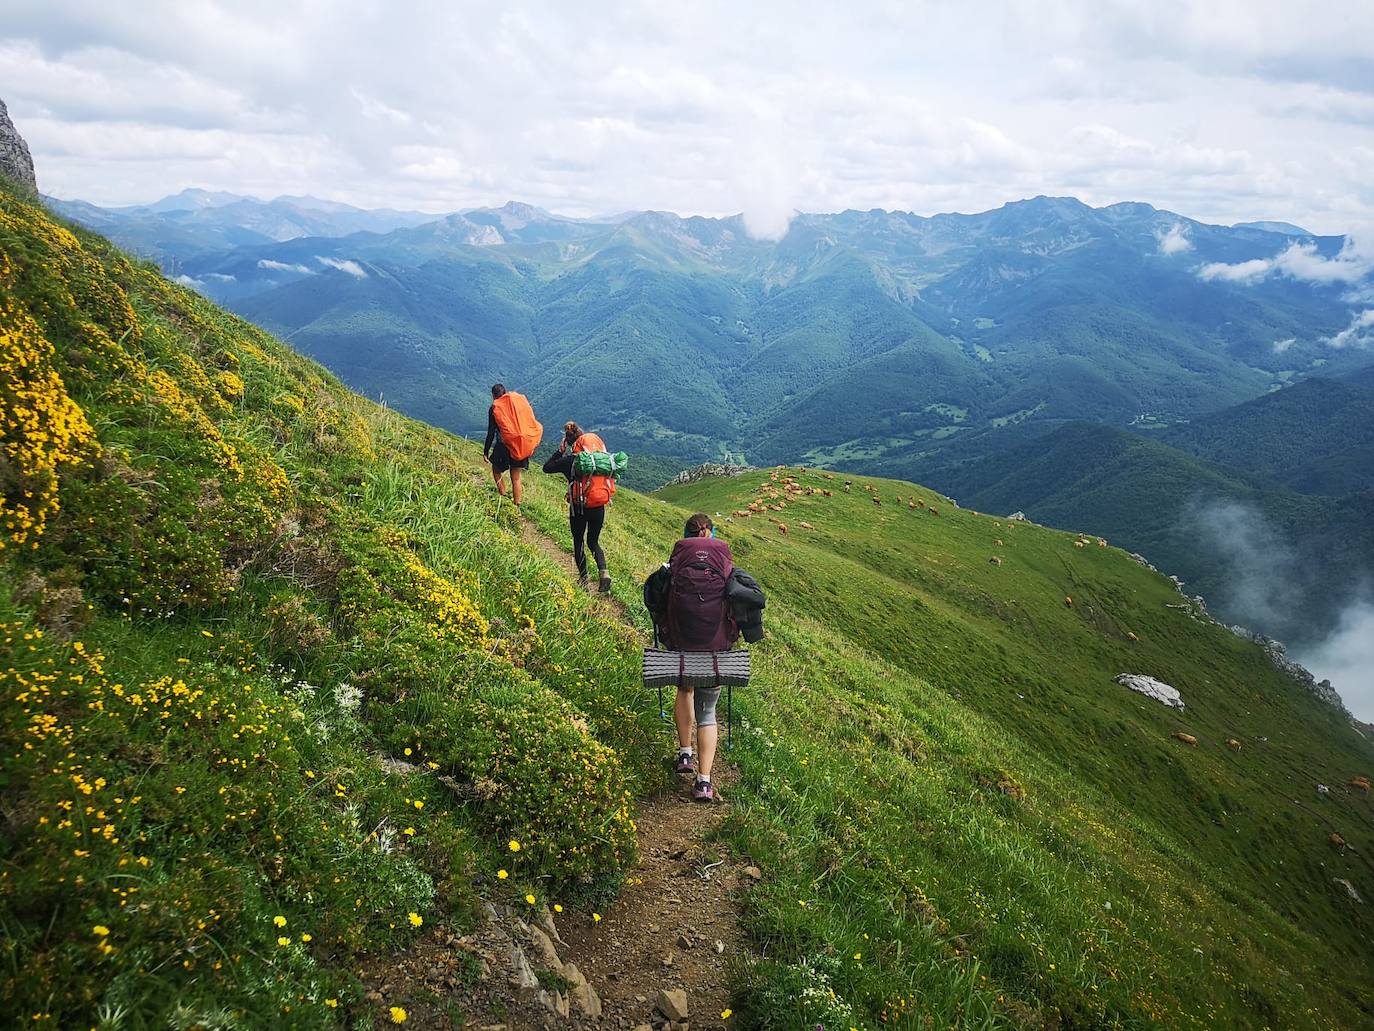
[678,685,721,727]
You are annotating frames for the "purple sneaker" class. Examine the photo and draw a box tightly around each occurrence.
[692,779,715,803]
[674,752,697,777]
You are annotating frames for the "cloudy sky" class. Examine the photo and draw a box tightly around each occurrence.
[4,1,1374,235]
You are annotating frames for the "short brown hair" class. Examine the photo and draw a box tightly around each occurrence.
[563,421,582,443]
[684,512,713,537]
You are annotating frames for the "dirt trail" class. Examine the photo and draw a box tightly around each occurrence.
[364,507,752,1029]
[518,516,750,1028]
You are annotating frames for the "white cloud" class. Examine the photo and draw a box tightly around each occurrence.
[1295,599,1374,722]
[204,272,235,282]
[1199,257,1273,283]
[1327,309,1374,348]
[1156,222,1193,254]
[173,272,202,288]
[317,256,367,277]
[1199,238,1374,286]
[257,259,313,274]
[1272,337,1296,353]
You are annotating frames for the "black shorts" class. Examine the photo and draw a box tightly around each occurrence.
[489,440,529,474]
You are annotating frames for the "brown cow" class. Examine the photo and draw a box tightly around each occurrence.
[777,523,788,534]
[1351,776,1371,792]
[1126,631,1138,642]
[909,501,917,509]
[929,507,940,516]
[873,496,882,505]
[1330,832,1347,848]
[989,556,1002,566]
[1064,596,1073,606]
[799,521,814,530]
[1226,738,1241,751]
[1173,732,1198,746]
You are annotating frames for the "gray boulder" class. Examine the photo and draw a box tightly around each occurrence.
[0,98,37,195]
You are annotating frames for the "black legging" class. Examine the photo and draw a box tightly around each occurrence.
[570,505,606,577]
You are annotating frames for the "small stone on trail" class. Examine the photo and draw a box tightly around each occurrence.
[714,939,725,954]
[677,933,693,949]
[656,988,690,1022]
[662,952,675,967]
[649,923,660,932]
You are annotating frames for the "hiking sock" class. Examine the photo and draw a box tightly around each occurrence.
[678,747,693,758]
[697,772,711,783]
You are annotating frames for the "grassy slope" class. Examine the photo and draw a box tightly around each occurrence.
[5,184,1373,1029]
[0,187,664,1027]
[644,470,1374,1029]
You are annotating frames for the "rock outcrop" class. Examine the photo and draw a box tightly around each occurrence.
[662,462,754,488]
[1115,673,1185,710]
[1225,627,1345,711]
[0,98,37,195]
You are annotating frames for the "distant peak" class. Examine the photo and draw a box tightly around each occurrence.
[1233,220,1313,237]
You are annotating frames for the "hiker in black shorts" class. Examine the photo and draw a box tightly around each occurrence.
[542,421,612,591]
[483,384,529,505]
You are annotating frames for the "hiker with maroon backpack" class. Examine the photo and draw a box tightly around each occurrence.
[542,421,615,592]
[662,513,739,802]
[483,384,543,506]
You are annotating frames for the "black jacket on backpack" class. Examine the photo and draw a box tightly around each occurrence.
[726,569,766,643]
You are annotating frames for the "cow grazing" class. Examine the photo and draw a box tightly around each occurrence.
[1064,596,1073,606]
[909,501,917,509]
[994,538,1003,546]
[844,484,852,492]
[798,521,814,530]
[1098,539,1107,547]
[822,489,833,497]
[989,556,1002,566]
[1226,738,1241,751]
[916,498,926,509]
[1074,540,1086,549]
[873,496,882,505]
[824,473,835,480]
[1126,631,1138,642]
[1350,776,1371,792]
[777,523,788,534]
[1172,731,1198,746]
[928,507,940,516]
[1330,832,1347,848]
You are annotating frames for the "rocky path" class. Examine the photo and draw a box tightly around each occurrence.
[360,506,753,1029]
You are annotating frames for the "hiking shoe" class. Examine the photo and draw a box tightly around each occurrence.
[674,752,697,777]
[692,779,715,803]
[598,572,612,593]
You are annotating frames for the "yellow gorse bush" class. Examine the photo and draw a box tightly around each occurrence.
[0,292,95,550]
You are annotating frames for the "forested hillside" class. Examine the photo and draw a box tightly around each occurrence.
[923,421,1374,644]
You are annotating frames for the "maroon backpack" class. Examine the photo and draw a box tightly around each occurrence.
[666,537,739,652]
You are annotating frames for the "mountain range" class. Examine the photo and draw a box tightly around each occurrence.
[48,190,1374,649]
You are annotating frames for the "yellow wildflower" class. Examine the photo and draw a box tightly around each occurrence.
[273,915,287,927]
[508,839,521,852]
[497,869,508,880]
[408,912,423,927]
[92,925,110,937]
[389,1006,407,1024]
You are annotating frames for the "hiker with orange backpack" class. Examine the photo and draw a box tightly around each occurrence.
[483,384,542,506]
[542,421,617,591]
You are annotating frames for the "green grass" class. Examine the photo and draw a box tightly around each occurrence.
[0,185,661,1026]
[4,183,1373,1030]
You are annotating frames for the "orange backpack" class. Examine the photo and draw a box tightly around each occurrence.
[491,392,543,460]
[572,433,616,509]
